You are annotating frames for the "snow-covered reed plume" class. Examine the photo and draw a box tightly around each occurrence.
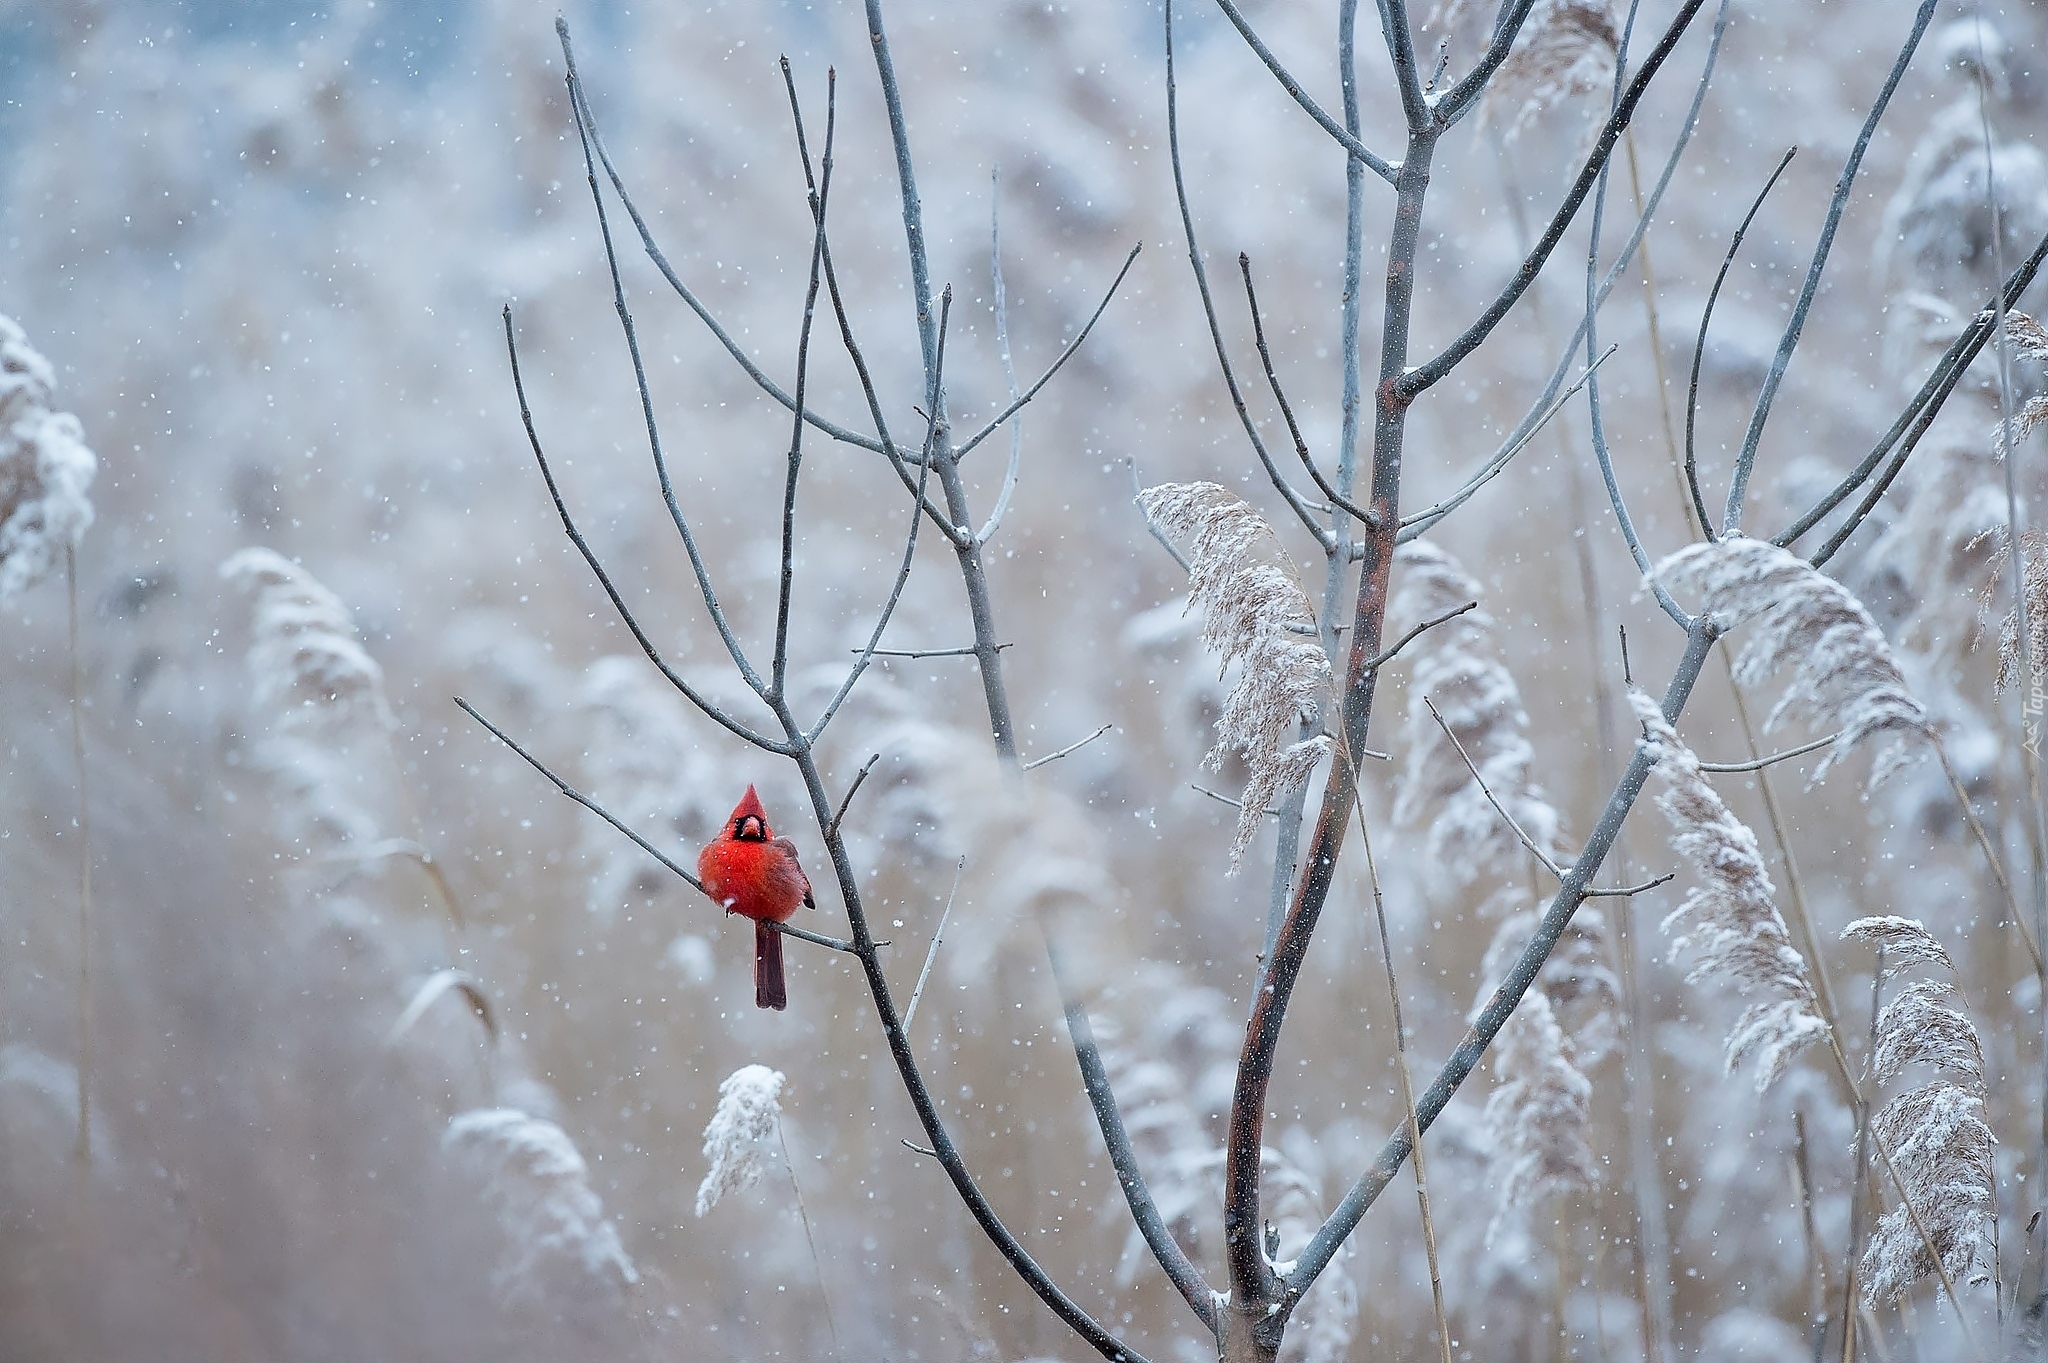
[443,1107,639,1296]
[0,315,96,604]
[695,1064,786,1218]
[1631,689,1827,1092]
[221,547,397,850]
[1839,917,1993,1305]
[1482,988,1595,1244]
[220,547,394,727]
[576,656,728,919]
[1392,539,1567,886]
[1487,0,1619,141]
[1138,482,1331,868]
[1653,537,1932,787]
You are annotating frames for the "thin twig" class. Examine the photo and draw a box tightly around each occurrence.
[1022,725,1113,772]
[1685,147,1797,539]
[1935,736,2044,979]
[1210,0,1399,180]
[1582,872,1676,898]
[1166,8,1341,553]
[902,858,965,1035]
[1366,601,1477,672]
[771,65,840,702]
[1724,0,1938,534]
[1696,732,1836,773]
[955,244,1144,461]
[1239,253,1379,527]
[824,753,882,841]
[555,21,883,455]
[976,174,1024,543]
[500,307,781,752]
[1192,783,1281,817]
[562,37,774,697]
[857,644,1011,659]
[1342,733,1453,1363]
[1395,346,1616,538]
[1422,695,1564,876]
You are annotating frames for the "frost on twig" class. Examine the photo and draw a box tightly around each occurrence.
[695,1064,787,1218]
[1631,689,1827,1092]
[1392,539,1567,888]
[1839,917,1993,1305]
[1482,989,1595,1245]
[1653,537,1932,788]
[0,314,96,604]
[443,1106,640,1298]
[1137,482,1331,868]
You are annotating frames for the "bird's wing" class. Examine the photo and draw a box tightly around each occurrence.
[773,837,817,908]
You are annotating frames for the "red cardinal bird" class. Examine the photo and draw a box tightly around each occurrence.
[697,786,814,1010]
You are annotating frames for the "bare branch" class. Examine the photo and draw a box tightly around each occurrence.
[1723,0,1938,534]
[1400,0,1711,398]
[500,307,783,752]
[1022,724,1114,772]
[1239,253,1380,527]
[1698,733,1838,774]
[955,243,1144,461]
[1430,0,1539,127]
[824,752,882,842]
[1582,871,1677,898]
[902,857,965,1035]
[1210,0,1399,181]
[554,20,881,454]
[1128,457,1192,573]
[1686,147,1797,540]
[1046,932,1219,1329]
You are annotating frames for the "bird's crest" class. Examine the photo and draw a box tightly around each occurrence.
[727,784,771,840]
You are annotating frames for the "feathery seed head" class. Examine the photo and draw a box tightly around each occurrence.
[221,547,394,727]
[443,1107,639,1296]
[695,1064,786,1217]
[1653,537,1931,787]
[1632,689,1827,1092]
[0,315,96,605]
[1138,482,1331,868]
[1483,988,1596,1245]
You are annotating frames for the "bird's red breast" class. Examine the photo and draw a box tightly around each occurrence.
[697,784,813,924]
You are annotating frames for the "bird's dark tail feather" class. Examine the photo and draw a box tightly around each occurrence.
[755,921,787,1011]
